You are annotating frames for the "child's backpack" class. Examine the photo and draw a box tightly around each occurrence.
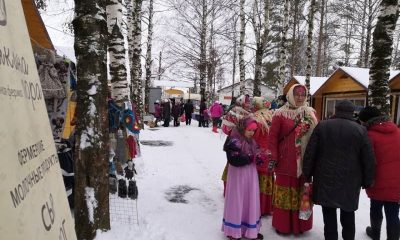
[118,179,127,198]
[128,180,138,200]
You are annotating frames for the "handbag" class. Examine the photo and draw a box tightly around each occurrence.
[180,114,186,122]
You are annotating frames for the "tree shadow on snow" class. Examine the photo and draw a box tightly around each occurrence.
[165,185,199,203]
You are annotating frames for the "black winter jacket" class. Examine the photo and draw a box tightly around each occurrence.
[302,114,375,211]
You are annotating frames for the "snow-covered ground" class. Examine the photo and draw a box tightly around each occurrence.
[95,121,385,240]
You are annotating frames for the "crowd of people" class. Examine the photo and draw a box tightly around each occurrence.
[151,86,399,240]
[218,84,400,240]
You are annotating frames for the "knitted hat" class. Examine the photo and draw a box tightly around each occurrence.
[359,106,381,122]
[335,100,355,113]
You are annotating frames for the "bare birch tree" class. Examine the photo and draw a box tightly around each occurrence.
[129,0,144,125]
[107,0,129,105]
[239,0,246,94]
[73,0,110,239]
[144,0,154,113]
[250,0,270,97]
[277,0,290,95]
[305,0,316,93]
[368,0,399,114]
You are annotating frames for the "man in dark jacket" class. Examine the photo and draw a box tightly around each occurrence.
[184,99,194,125]
[303,100,375,240]
[162,99,171,127]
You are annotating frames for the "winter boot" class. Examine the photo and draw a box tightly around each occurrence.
[212,126,218,133]
[366,218,383,240]
[109,177,117,194]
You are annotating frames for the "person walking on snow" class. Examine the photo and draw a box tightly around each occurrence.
[153,100,161,127]
[210,100,224,133]
[222,117,263,240]
[302,100,375,240]
[358,106,400,240]
[267,84,318,235]
[198,99,207,127]
[184,99,194,125]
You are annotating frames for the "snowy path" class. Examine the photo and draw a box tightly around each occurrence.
[96,122,385,240]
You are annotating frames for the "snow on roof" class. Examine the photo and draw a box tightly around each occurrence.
[339,67,400,88]
[292,76,329,95]
[153,80,194,88]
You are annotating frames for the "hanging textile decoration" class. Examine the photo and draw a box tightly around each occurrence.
[108,100,123,132]
[122,109,140,134]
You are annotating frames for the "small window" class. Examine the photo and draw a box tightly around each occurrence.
[324,97,365,119]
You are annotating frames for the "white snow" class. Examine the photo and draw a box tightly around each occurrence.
[339,67,400,88]
[95,122,389,240]
[85,187,98,224]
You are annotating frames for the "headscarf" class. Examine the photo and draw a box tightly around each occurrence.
[221,95,252,135]
[273,84,318,177]
[252,96,273,133]
[229,118,259,158]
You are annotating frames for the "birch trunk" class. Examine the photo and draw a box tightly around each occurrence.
[199,0,207,100]
[253,0,269,97]
[290,0,299,78]
[359,0,368,67]
[305,0,316,95]
[364,0,374,68]
[107,0,129,105]
[144,0,154,113]
[73,0,110,239]
[278,0,290,95]
[130,0,143,125]
[315,0,325,77]
[239,0,246,94]
[368,0,399,114]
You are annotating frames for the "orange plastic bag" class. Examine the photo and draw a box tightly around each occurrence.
[299,183,313,220]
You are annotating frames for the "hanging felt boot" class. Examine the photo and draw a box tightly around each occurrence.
[118,179,127,198]
[366,217,382,240]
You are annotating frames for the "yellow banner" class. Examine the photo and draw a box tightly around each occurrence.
[0,1,76,239]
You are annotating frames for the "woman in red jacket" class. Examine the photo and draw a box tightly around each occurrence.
[359,106,400,240]
[267,84,318,234]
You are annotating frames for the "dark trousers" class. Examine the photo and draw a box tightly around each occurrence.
[322,206,355,240]
[185,114,191,125]
[198,115,204,127]
[370,199,400,239]
[212,117,220,128]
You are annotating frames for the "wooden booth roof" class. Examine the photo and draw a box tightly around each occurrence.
[314,67,400,97]
[21,0,54,50]
[389,72,400,91]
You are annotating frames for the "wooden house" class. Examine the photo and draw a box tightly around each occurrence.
[389,72,400,125]
[312,67,400,120]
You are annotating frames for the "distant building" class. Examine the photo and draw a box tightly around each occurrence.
[217,79,276,105]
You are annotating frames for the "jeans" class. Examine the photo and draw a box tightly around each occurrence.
[370,199,400,239]
[322,206,355,240]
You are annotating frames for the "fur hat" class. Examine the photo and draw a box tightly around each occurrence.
[359,106,381,122]
[335,100,355,113]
